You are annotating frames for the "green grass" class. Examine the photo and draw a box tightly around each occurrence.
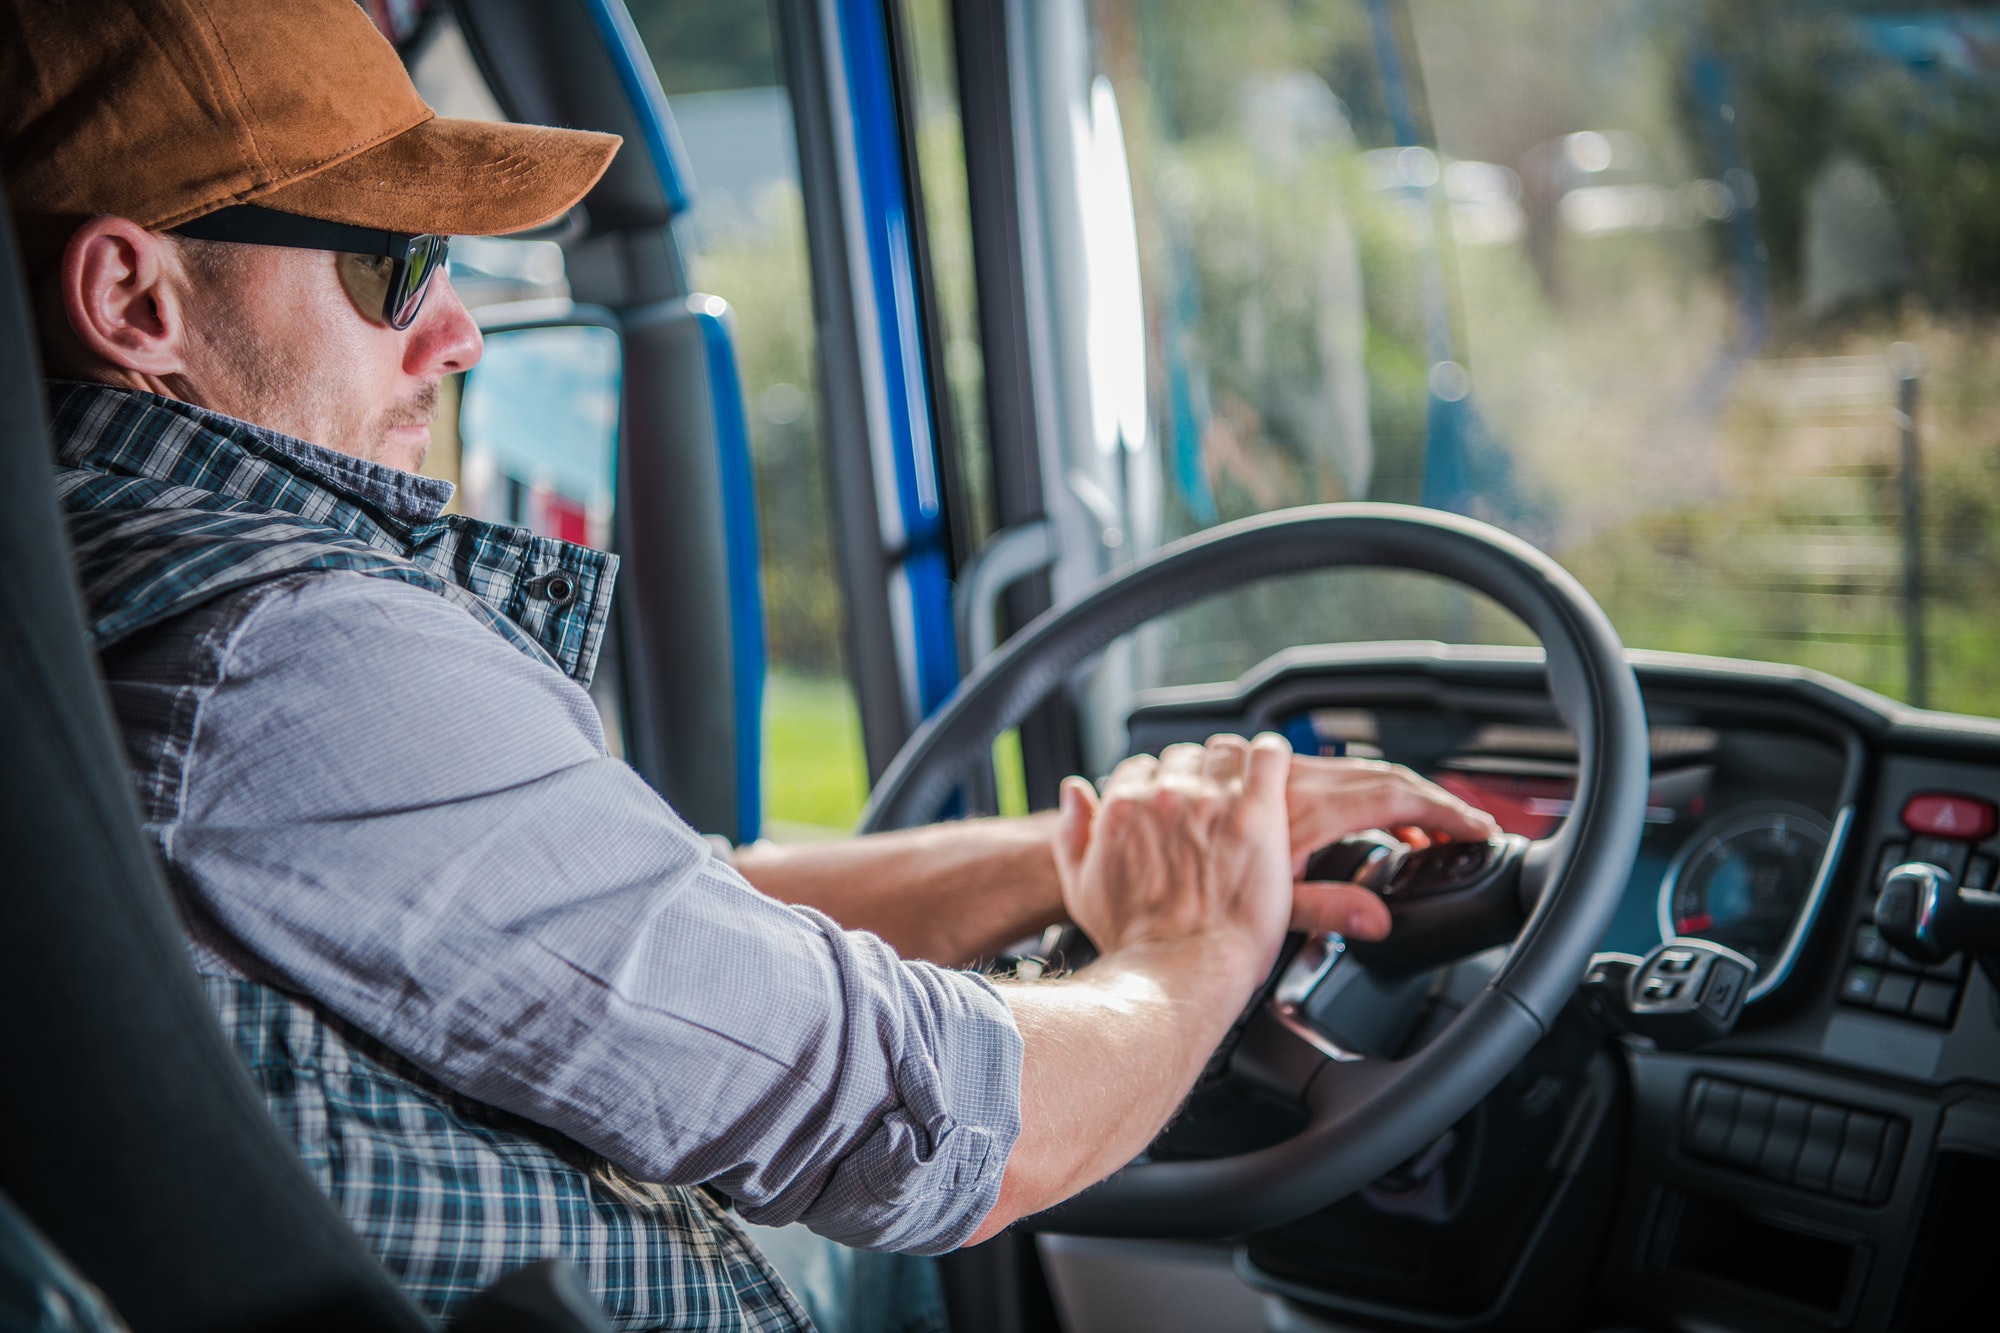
[762,673,869,836]
[761,675,1036,839]
[992,728,1029,818]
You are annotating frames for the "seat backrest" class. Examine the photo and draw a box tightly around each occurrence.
[0,189,434,1332]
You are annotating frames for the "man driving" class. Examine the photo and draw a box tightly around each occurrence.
[2,1,1497,1327]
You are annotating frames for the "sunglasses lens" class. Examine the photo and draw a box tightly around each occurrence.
[337,238,449,330]
[387,235,449,330]
[337,252,396,323]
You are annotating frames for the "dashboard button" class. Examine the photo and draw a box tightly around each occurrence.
[1761,1096,1811,1182]
[1908,836,1971,879]
[1885,945,1929,973]
[1831,1113,1888,1201]
[1839,965,1880,1005]
[1909,978,1958,1025]
[1871,1120,1910,1202]
[1964,855,1997,895]
[1794,1105,1848,1192]
[1699,960,1748,1020]
[1724,1088,1775,1168]
[1925,954,1967,982]
[1873,972,1918,1014]
[1901,792,1997,841]
[1871,841,1909,895]
[1852,922,1891,965]
[1683,1078,1737,1161]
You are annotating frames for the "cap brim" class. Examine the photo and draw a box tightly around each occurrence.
[249,116,621,237]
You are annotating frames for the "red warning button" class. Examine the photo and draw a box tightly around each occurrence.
[1901,792,1998,841]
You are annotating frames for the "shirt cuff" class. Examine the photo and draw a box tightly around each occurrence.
[753,960,1024,1254]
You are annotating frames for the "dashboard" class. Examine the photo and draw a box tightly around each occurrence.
[1130,644,1863,1010]
[1273,702,1852,999]
[1116,642,2000,1332]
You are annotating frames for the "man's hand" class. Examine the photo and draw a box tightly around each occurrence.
[1283,754,1502,941]
[1046,743,1499,957]
[970,734,1301,1243]
[1054,733,1297,974]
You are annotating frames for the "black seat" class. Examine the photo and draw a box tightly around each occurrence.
[0,189,604,1333]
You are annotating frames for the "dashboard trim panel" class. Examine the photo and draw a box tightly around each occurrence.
[1745,803,1852,1004]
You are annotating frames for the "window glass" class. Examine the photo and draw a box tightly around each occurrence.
[458,326,620,551]
[1064,0,2000,715]
[630,0,871,836]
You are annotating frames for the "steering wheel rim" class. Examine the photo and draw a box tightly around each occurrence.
[860,503,1647,1237]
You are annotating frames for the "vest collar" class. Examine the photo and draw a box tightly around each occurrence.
[50,380,618,687]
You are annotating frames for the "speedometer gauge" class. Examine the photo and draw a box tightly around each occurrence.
[1656,804,1833,974]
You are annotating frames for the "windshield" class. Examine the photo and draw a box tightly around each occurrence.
[1040,0,1999,716]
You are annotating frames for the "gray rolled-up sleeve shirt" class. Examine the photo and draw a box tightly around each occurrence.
[122,568,1023,1255]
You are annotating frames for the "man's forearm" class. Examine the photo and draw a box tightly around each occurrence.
[734,814,1066,967]
[966,936,1262,1243]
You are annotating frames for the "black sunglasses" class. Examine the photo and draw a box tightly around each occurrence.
[171,204,450,331]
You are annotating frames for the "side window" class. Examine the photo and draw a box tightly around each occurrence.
[457,325,621,553]
[628,1,872,838]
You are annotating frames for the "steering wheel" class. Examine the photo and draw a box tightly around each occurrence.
[859,503,1647,1238]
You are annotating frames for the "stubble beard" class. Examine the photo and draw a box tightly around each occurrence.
[208,330,440,473]
[370,379,441,473]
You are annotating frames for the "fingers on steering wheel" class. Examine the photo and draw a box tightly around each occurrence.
[1246,731,1292,803]
[1351,767,1497,844]
[1201,733,1251,788]
[1395,770,1501,841]
[1056,776,1101,876]
[1156,740,1207,791]
[1102,750,1161,799]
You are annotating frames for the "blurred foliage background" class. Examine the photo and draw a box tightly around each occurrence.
[1043,0,2000,716]
[633,0,2000,829]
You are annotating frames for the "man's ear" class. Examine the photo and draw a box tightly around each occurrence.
[59,216,195,378]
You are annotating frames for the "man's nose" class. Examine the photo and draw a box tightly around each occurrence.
[405,269,482,377]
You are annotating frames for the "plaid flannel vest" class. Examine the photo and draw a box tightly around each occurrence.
[52,382,810,1333]
[50,380,615,682]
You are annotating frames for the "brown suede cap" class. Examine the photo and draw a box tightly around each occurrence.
[1,0,622,271]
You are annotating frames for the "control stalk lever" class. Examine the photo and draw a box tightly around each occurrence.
[1876,860,2000,986]
[1578,938,1756,1051]
[1310,832,1533,974]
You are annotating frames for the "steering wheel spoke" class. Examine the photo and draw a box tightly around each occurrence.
[1224,940,1368,1104]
